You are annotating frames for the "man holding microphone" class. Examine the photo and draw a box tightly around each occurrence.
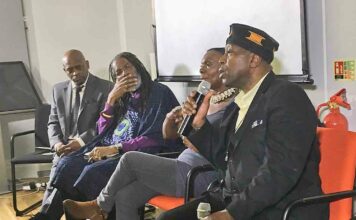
[157,23,328,220]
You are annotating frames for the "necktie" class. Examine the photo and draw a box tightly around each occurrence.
[70,85,83,136]
[234,97,244,132]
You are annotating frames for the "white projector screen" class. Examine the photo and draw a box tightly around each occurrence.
[154,0,312,83]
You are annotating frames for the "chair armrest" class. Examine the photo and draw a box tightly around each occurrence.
[155,151,181,158]
[10,130,35,159]
[35,146,52,151]
[282,190,356,220]
[184,164,215,203]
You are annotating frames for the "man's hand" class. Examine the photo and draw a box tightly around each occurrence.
[181,90,213,129]
[88,146,118,162]
[57,140,81,156]
[107,72,138,105]
[55,142,66,156]
[202,210,234,220]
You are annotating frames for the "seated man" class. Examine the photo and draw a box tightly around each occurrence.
[31,49,112,220]
[157,23,329,220]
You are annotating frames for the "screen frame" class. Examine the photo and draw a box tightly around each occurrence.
[0,61,42,115]
[153,0,313,84]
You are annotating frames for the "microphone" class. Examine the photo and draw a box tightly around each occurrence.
[177,80,211,137]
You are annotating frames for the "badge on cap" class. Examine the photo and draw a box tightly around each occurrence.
[246,31,265,46]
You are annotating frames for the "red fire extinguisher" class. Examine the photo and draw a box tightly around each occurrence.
[316,88,351,130]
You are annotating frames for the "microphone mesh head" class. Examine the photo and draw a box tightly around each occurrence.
[197,80,211,95]
[197,202,211,219]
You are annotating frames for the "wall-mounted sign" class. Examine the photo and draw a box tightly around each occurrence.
[334,60,355,80]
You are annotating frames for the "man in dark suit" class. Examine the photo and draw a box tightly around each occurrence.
[157,24,329,220]
[31,49,112,220]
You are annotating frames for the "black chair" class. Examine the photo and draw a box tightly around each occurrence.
[282,190,356,220]
[10,103,53,216]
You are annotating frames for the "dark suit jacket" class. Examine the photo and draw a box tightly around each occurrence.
[189,72,329,220]
[48,73,113,149]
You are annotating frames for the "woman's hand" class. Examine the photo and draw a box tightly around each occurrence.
[181,90,213,129]
[107,73,138,105]
[88,146,118,162]
[162,106,184,139]
[166,106,184,123]
[181,136,198,152]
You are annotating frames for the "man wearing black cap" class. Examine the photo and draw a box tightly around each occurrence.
[157,23,328,220]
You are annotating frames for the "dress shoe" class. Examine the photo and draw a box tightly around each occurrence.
[63,199,107,220]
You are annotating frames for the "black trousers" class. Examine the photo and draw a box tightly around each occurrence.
[156,193,226,220]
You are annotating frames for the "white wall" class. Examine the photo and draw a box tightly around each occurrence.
[324,0,356,130]
[120,0,155,68]
[305,0,356,131]
[23,0,123,101]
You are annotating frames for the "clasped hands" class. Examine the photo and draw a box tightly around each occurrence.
[55,139,81,157]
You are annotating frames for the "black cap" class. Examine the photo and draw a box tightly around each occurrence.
[226,23,279,63]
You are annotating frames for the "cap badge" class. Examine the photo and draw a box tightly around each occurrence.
[246,31,265,46]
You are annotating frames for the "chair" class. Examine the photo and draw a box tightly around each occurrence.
[10,103,53,216]
[139,164,215,220]
[283,127,356,220]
